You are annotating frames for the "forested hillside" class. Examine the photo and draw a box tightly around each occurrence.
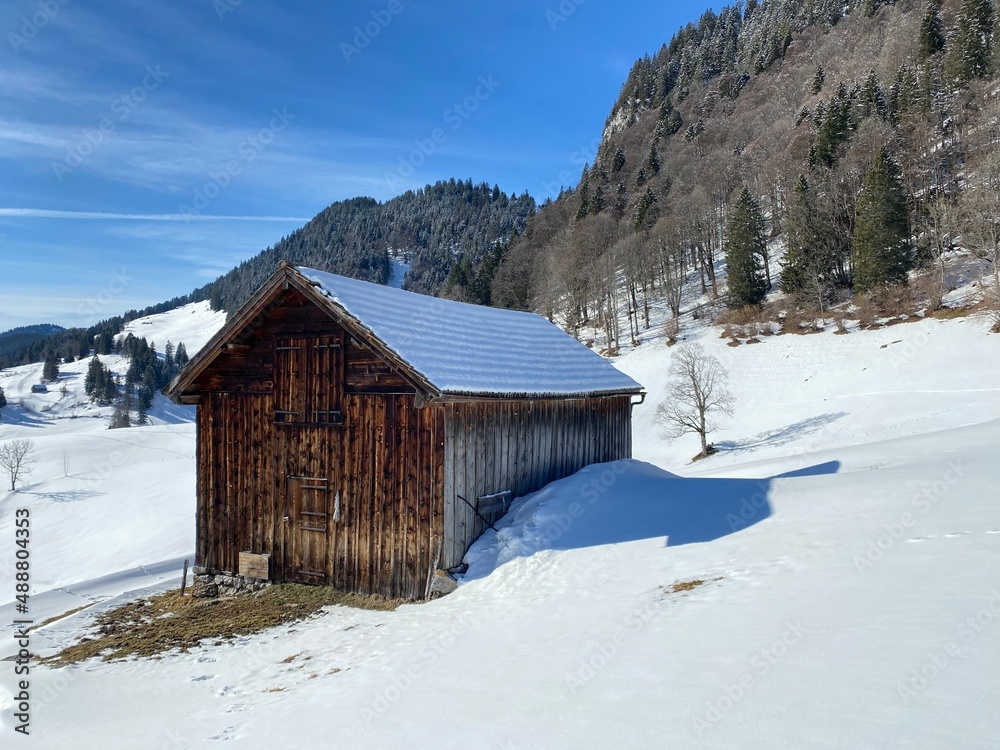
[487,0,1000,351]
[0,180,533,368]
[200,179,535,315]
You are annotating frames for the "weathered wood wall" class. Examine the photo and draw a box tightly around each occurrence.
[440,396,633,568]
[194,290,445,600]
[191,286,634,597]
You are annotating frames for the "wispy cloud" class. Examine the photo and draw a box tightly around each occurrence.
[0,208,310,221]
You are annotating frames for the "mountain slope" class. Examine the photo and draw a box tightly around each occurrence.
[200,179,535,315]
[0,300,998,749]
[490,0,1000,351]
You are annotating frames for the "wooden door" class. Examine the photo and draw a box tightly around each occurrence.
[285,476,330,583]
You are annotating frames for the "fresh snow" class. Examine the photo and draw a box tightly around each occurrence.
[297,266,642,398]
[116,300,227,355]
[0,296,998,749]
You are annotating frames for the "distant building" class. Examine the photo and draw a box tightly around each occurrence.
[166,263,644,599]
[31,384,47,394]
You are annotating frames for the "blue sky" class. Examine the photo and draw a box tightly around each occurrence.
[0,0,714,332]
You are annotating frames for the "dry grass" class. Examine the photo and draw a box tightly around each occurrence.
[664,576,724,594]
[43,584,402,666]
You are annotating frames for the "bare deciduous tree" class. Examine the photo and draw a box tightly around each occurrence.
[0,439,38,492]
[655,343,735,457]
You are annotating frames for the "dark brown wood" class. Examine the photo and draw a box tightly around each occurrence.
[184,278,635,600]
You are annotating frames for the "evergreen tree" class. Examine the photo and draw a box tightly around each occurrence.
[951,0,995,83]
[84,355,103,398]
[724,187,770,308]
[576,167,591,221]
[780,176,818,293]
[919,1,946,62]
[42,353,59,382]
[860,70,887,120]
[647,143,661,174]
[0,385,6,410]
[811,65,826,95]
[664,108,683,135]
[633,187,659,231]
[812,88,853,168]
[612,148,627,173]
[852,148,913,293]
[780,176,838,307]
[101,372,119,406]
[175,342,189,366]
[589,183,606,214]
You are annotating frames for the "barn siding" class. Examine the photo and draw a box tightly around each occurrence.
[441,396,633,568]
[190,285,636,598]
[197,391,444,599]
[194,289,446,600]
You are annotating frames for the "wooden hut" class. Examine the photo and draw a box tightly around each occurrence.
[165,263,643,599]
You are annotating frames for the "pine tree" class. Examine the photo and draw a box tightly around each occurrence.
[647,143,661,174]
[811,65,826,95]
[85,355,101,397]
[0,385,7,410]
[919,1,946,62]
[589,183,606,215]
[576,168,591,221]
[780,176,818,293]
[665,108,683,135]
[812,89,852,168]
[633,187,658,231]
[101,372,118,406]
[42,353,59,382]
[951,0,995,83]
[724,187,770,308]
[780,176,838,308]
[852,148,913,294]
[860,70,887,120]
[175,342,189,366]
[612,148,626,173]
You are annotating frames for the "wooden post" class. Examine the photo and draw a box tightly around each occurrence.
[180,559,189,596]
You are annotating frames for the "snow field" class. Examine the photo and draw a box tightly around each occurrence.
[0,298,996,748]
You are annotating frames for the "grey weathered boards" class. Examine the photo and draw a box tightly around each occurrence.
[166,263,643,599]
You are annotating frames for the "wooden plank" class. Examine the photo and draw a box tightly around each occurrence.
[239,552,270,580]
[453,404,467,568]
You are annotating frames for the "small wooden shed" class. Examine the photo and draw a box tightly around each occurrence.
[166,263,643,599]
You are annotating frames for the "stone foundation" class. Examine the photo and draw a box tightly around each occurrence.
[191,566,269,598]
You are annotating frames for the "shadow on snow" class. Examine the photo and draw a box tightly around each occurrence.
[714,412,848,454]
[462,458,841,581]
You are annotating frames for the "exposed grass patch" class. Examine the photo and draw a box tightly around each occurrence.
[43,584,402,666]
[664,576,724,595]
[931,305,974,321]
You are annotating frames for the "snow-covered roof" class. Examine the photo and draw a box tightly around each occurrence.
[296,266,643,399]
